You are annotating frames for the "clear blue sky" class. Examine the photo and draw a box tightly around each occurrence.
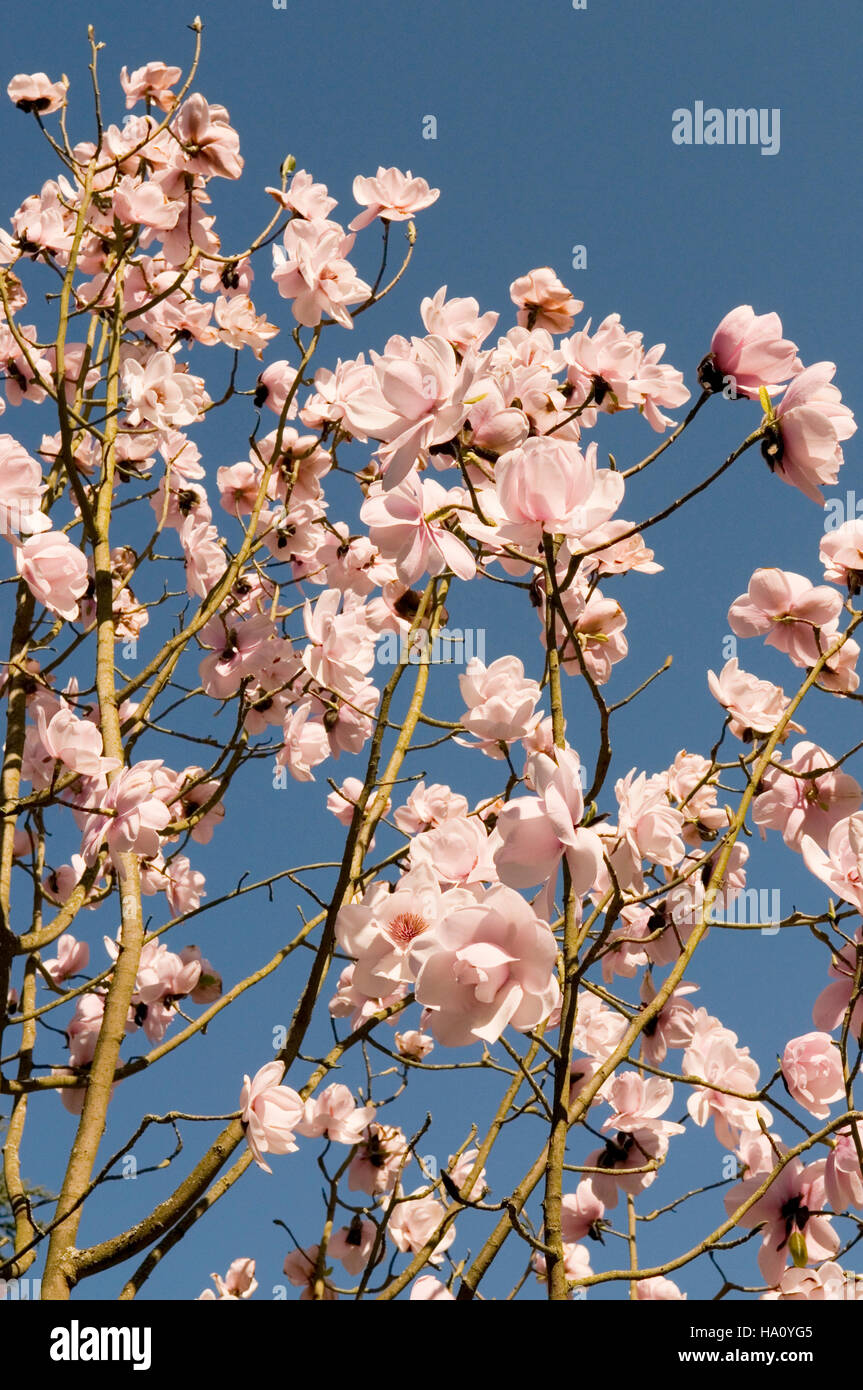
[3,0,862,1301]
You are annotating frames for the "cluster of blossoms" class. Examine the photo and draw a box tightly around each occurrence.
[1,43,862,1307]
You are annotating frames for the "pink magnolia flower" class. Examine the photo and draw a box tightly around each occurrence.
[420,285,498,352]
[753,741,860,851]
[34,703,121,781]
[494,747,603,915]
[120,62,182,111]
[282,1245,336,1300]
[824,1129,863,1211]
[728,568,843,667]
[408,882,560,1046]
[214,294,279,357]
[707,657,797,740]
[336,862,468,997]
[811,931,863,1039]
[43,933,89,984]
[763,1262,863,1301]
[639,974,699,1066]
[510,267,582,334]
[408,815,498,887]
[614,768,686,874]
[636,1276,687,1300]
[683,1009,771,1147]
[572,991,628,1061]
[770,363,856,504]
[393,781,469,835]
[78,763,173,870]
[601,1073,686,1141]
[329,1219,379,1277]
[349,167,439,231]
[395,1029,435,1061]
[724,1158,839,1286]
[561,1182,605,1242]
[295,1083,375,1145]
[360,474,475,584]
[16,529,89,620]
[457,656,542,756]
[272,218,370,329]
[276,700,330,782]
[821,519,863,592]
[0,433,49,539]
[531,1242,593,1289]
[7,72,66,114]
[255,359,300,416]
[702,305,799,399]
[67,993,105,1067]
[174,94,243,179]
[239,1061,304,1173]
[495,435,596,540]
[782,1032,845,1119]
[584,1129,669,1209]
[387,1188,455,1264]
[371,334,479,490]
[179,946,221,1003]
[348,1123,410,1195]
[409,1275,455,1300]
[123,352,206,429]
[199,1258,257,1301]
[801,815,863,914]
[276,168,337,220]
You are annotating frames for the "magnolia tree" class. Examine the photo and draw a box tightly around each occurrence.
[1,25,863,1306]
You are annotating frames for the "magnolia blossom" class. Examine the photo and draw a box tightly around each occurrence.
[120,62,182,110]
[409,1275,455,1301]
[43,933,89,984]
[420,285,498,351]
[349,167,439,231]
[7,72,66,114]
[636,1276,687,1300]
[724,1158,839,1286]
[408,815,498,887]
[174,94,243,179]
[728,568,843,667]
[510,267,582,334]
[494,747,603,917]
[360,474,475,584]
[683,1009,771,1148]
[753,741,860,851]
[387,1188,455,1264]
[282,1245,336,1301]
[295,1083,375,1144]
[393,781,469,835]
[328,1220,379,1276]
[824,1129,863,1211]
[561,1182,605,1242]
[770,362,856,504]
[458,656,542,756]
[821,519,863,591]
[337,862,469,997]
[123,352,205,429]
[78,764,173,869]
[239,1061,304,1173]
[199,1258,258,1301]
[707,657,795,740]
[272,218,370,329]
[782,1033,845,1119]
[601,1073,686,1141]
[494,435,596,541]
[16,529,88,620]
[408,882,560,1046]
[701,305,799,398]
[33,703,121,781]
[763,1263,863,1301]
[801,814,863,914]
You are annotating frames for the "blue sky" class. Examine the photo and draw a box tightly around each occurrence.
[2,0,862,1301]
